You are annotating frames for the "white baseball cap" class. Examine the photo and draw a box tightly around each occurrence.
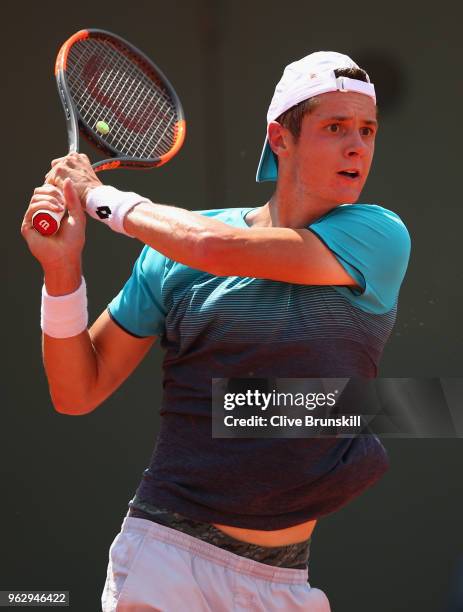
[256,51,376,182]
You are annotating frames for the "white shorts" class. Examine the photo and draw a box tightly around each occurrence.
[101,516,331,611]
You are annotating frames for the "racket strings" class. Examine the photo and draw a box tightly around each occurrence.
[71,46,133,136]
[70,40,176,157]
[71,41,175,138]
[66,38,178,159]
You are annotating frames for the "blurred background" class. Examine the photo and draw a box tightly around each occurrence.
[4,0,462,610]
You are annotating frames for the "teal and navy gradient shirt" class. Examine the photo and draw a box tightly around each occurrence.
[108,203,411,529]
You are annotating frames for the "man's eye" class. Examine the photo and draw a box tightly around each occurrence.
[361,127,374,136]
[327,124,340,133]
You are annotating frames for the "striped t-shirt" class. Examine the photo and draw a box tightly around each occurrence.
[108,203,411,529]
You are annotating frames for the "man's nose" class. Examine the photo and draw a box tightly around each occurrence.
[344,131,368,157]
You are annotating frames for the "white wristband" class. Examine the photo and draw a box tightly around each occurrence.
[86,185,149,236]
[41,277,88,338]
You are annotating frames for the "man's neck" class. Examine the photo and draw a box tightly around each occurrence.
[246,185,342,228]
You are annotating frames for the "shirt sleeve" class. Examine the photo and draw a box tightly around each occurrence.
[107,245,167,337]
[308,204,411,314]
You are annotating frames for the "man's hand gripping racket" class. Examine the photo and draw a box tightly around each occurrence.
[33,28,185,236]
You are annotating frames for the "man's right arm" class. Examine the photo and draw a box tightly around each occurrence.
[43,302,156,416]
[22,178,156,416]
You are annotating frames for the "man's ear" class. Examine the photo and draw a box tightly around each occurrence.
[267,121,292,160]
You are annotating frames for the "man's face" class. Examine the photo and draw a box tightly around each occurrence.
[287,91,378,205]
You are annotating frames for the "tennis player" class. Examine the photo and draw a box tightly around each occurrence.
[22,51,410,611]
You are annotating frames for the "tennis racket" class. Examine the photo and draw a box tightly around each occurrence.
[32,28,186,236]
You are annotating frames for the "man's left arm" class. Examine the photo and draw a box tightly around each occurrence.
[46,153,359,288]
[125,201,359,288]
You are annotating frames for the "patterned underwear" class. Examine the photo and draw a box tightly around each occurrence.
[128,497,311,571]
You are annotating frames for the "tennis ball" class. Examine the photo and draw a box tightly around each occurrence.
[96,120,110,135]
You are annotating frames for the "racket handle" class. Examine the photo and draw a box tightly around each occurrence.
[32,209,66,236]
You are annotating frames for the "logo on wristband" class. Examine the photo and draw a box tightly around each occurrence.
[96,206,112,219]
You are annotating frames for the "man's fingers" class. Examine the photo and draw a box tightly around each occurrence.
[51,156,67,167]
[45,168,64,189]
[63,178,84,217]
[30,194,65,210]
[26,200,65,219]
[33,184,63,201]
[44,168,56,183]
[51,154,77,168]
[45,161,75,188]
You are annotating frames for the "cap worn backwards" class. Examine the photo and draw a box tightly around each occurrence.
[256,51,376,183]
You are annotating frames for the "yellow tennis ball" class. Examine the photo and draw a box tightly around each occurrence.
[96,120,110,135]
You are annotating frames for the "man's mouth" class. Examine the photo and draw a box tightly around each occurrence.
[337,170,360,180]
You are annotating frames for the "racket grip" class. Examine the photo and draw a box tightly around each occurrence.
[32,209,66,236]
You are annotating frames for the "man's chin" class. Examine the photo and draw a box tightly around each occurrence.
[333,193,360,205]
[331,179,365,204]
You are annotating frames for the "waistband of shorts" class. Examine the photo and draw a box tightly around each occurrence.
[121,515,309,585]
[127,500,310,570]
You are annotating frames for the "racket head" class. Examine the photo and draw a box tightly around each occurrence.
[55,29,186,171]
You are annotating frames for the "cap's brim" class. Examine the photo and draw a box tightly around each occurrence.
[256,137,278,182]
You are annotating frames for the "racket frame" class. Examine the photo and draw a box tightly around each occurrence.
[55,28,186,172]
